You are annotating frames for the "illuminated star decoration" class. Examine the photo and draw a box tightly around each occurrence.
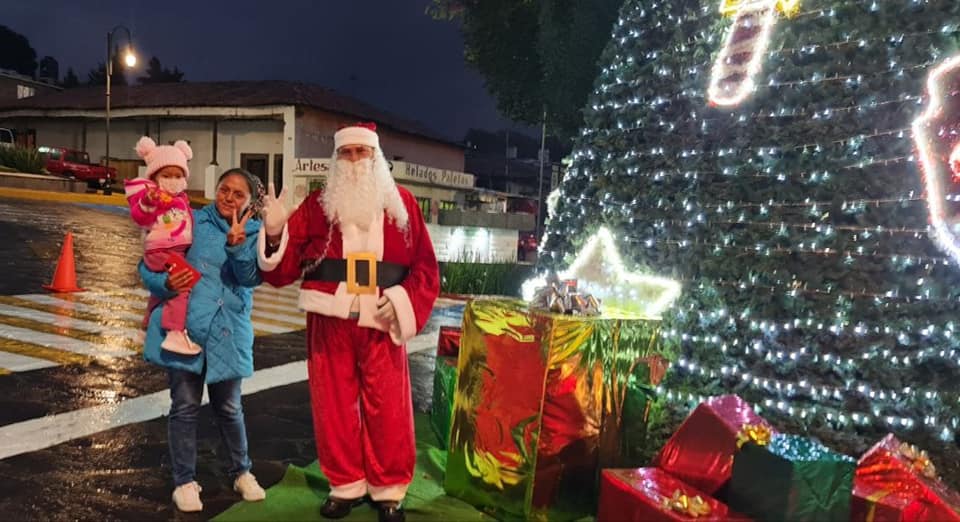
[708,0,801,107]
[912,54,960,265]
[522,227,682,319]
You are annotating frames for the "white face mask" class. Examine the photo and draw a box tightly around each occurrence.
[158,177,187,195]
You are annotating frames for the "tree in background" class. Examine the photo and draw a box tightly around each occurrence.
[0,25,38,77]
[86,54,127,87]
[541,0,960,479]
[137,56,185,84]
[61,67,79,88]
[427,0,620,141]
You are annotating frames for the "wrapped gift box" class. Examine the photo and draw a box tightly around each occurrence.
[850,433,960,521]
[430,326,462,449]
[444,298,665,521]
[438,325,462,357]
[598,467,752,521]
[654,394,774,494]
[727,433,855,521]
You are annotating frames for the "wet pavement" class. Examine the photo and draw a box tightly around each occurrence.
[0,197,461,520]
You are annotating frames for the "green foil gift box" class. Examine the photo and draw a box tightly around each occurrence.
[430,326,461,449]
[727,433,856,521]
[443,298,669,521]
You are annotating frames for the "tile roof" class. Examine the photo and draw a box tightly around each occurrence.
[0,80,457,146]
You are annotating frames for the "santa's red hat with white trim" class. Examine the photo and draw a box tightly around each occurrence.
[334,122,379,151]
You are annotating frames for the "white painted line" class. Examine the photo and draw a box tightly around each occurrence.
[0,351,58,372]
[19,294,144,323]
[126,287,151,298]
[250,308,306,325]
[253,301,303,315]
[0,361,308,460]
[0,303,143,340]
[0,324,135,358]
[84,293,146,309]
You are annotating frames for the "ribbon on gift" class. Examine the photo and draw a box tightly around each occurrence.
[662,489,713,518]
[865,489,893,522]
[898,442,937,479]
[736,423,773,449]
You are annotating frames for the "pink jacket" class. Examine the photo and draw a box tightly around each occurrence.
[124,178,193,251]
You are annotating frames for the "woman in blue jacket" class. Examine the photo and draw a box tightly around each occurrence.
[139,168,266,513]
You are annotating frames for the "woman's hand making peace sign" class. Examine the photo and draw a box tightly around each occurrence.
[226,207,251,246]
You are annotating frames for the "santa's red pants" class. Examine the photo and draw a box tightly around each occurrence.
[306,314,416,501]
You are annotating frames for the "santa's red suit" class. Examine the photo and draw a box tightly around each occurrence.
[257,184,439,502]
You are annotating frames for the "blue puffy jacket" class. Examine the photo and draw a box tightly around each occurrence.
[139,203,262,383]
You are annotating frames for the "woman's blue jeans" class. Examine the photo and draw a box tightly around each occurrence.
[167,369,252,486]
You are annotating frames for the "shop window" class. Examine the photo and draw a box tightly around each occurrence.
[416,197,431,221]
[439,200,457,211]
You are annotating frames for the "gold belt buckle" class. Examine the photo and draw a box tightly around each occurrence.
[346,252,377,295]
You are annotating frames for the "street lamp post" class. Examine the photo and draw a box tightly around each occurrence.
[105,25,136,174]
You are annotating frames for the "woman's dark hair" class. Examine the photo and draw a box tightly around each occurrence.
[218,168,259,195]
[217,168,266,216]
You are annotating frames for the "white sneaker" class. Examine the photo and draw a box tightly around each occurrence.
[172,481,203,512]
[234,472,266,502]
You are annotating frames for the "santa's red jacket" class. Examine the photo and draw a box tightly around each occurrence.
[257,186,439,343]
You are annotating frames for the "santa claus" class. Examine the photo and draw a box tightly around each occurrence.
[258,122,439,522]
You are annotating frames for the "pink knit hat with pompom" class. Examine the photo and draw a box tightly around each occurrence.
[135,136,193,179]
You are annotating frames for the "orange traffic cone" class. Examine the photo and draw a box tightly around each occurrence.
[42,232,85,293]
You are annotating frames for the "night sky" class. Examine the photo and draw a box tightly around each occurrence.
[4,0,528,141]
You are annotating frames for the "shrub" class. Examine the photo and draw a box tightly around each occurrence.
[440,261,537,297]
[0,146,44,174]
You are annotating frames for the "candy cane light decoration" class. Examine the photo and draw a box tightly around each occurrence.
[708,0,801,107]
[913,54,960,264]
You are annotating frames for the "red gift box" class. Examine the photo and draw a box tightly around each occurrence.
[598,468,752,521]
[654,395,775,494]
[437,326,461,357]
[851,434,960,521]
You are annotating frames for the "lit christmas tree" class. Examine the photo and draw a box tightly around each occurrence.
[540,0,960,477]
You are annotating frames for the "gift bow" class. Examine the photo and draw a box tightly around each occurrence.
[662,490,712,518]
[736,423,773,448]
[898,442,937,479]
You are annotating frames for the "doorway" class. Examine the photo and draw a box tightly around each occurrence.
[240,153,269,187]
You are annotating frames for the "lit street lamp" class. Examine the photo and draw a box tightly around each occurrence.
[105,25,136,175]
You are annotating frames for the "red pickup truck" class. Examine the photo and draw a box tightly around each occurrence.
[38,146,116,189]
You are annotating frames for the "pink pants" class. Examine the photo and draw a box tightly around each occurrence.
[143,246,190,332]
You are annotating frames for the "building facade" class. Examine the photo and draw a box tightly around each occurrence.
[0,81,530,262]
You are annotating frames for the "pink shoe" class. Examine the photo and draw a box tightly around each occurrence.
[161,330,202,355]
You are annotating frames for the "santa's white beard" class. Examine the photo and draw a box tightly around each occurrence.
[323,155,408,231]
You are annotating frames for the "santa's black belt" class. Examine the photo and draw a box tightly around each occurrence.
[303,257,409,291]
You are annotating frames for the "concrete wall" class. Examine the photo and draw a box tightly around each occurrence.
[0,116,285,193]
[295,108,465,171]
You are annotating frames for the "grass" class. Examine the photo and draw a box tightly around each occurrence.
[0,146,44,174]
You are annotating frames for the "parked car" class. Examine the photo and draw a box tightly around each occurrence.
[38,146,116,189]
[0,128,13,148]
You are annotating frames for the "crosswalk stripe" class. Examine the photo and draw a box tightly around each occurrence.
[252,293,300,308]
[0,348,59,372]
[0,323,135,359]
[0,311,141,354]
[70,293,145,315]
[8,295,144,327]
[251,309,305,328]
[253,300,302,316]
[255,285,301,298]
[0,336,96,366]
[0,303,143,340]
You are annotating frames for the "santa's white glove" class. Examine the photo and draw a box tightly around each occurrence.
[262,182,290,236]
